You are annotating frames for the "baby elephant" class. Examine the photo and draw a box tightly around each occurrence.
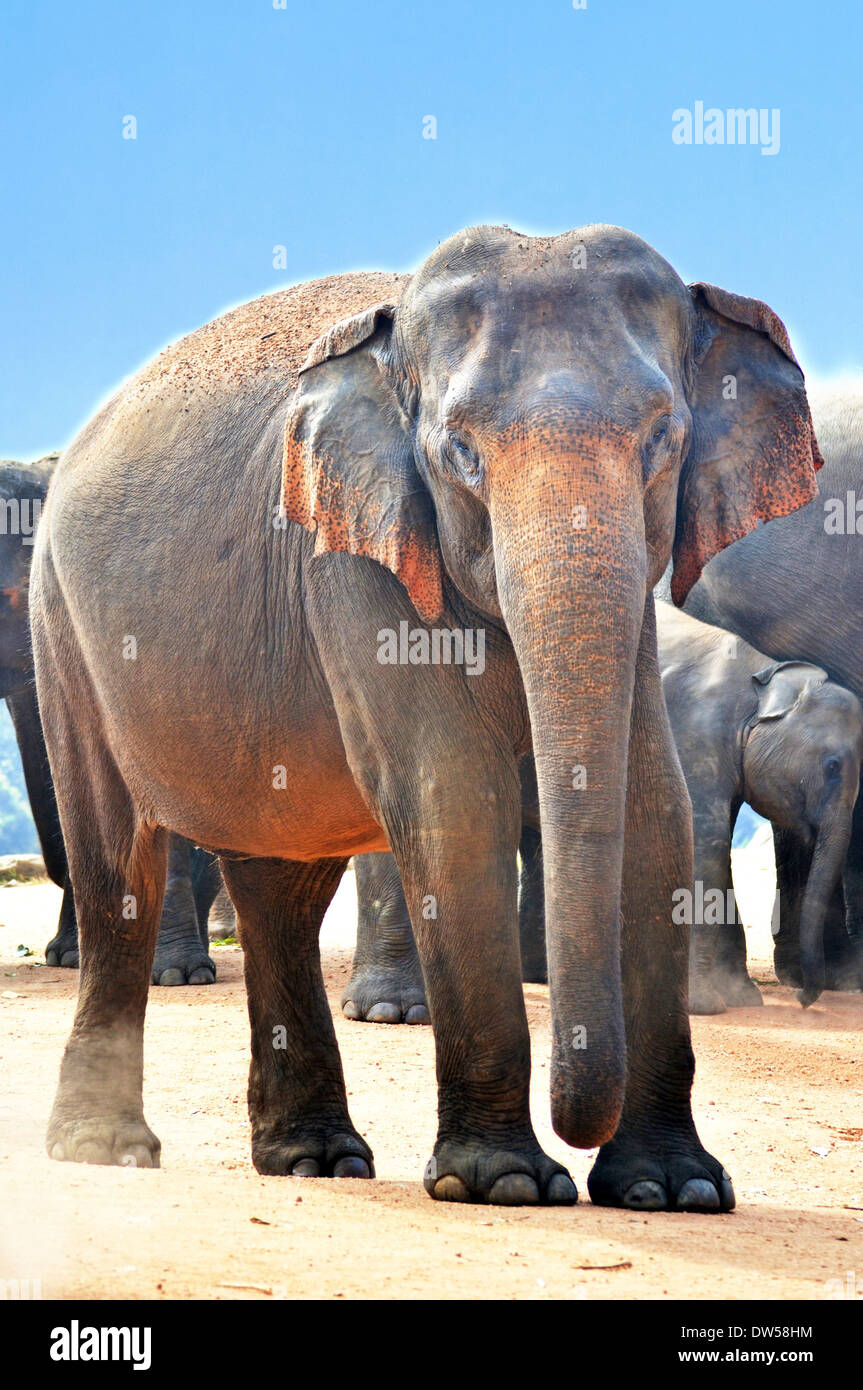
[657,602,863,1014]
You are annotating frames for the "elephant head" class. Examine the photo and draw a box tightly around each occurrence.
[0,457,55,696]
[745,663,863,1006]
[283,225,821,1147]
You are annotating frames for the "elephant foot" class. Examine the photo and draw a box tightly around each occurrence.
[587,1137,734,1213]
[774,954,803,989]
[47,1114,161,1168]
[251,1123,374,1179]
[45,931,79,969]
[151,937,216,986]
[342,961,430,1025]
[687,976,727,1015]
[824,954,863,992]
[716,972,763,1008]
[424,1136,577,1205]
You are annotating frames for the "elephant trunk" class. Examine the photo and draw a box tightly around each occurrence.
[798,807,853,1007]
[491,442,645,1146]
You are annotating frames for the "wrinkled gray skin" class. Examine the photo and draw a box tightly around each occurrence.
[30,224,818,1208]
[685,385,863,992]
[0,457,220,984]
[657,602,863,1013]
[345,757,545,1023]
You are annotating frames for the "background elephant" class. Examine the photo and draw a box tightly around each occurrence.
[0,456,220,983]
[31,225,820,1210]
[684,384,863,991]
[657,602,863,1013]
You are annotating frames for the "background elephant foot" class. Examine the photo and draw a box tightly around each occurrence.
[688,972,727,1015]
[346,852,430,1023]
[45,927,79,968]
[44,881,78,967]
[587,1137,735,1213]
[714,970,763,1008]
[152,932,216,986]
[342,958,430,1024]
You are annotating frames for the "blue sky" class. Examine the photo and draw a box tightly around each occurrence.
[2,0,861,459]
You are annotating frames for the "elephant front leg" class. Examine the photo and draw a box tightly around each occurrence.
[587,601,735,1214]
[378,766,575,1206]
[342,852,430,1024]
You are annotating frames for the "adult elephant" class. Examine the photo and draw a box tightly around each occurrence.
[685,385,863,991]
[31,224,821,1210]
[0,457,220,983]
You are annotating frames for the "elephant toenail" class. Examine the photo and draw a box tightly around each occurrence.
[404,1004,431,1025]
[488,1173,540,1206]
[366,1002,402,1023]
[720,1177,736,1210]
[188,967,216,985]
[342,1000,362,1019]
[157,968,185,987]
[333,1155,371,1178]
[547,1173,578,1205]
[292,1158,320,1176]
[623,1180,667,1210]
[676,1178,721,1211]
[432,1174,471,1202]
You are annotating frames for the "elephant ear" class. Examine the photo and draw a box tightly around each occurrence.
[282,302,443,624]
[670,283,824,606]
[752,661,828,720]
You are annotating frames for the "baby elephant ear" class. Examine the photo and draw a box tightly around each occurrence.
[283,302,443,624]
[752,661,828,721]
[671,284,824,606]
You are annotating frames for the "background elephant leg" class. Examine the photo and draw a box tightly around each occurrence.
[151,833,217,986]
[219,853,374,1179]
[517,824,547,983]
[342,852,429,1025]
[831,798,863,989]
[46,874,79,967]
[588,602,734,1213]
[713,907,762,1006]
[820,881,863,990]
[188,845,225,946]
[711,812,762,1008]
[687,810,732,1014]
[5,687,79,966]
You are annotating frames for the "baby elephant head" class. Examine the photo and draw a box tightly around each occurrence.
[745,663,863,1006]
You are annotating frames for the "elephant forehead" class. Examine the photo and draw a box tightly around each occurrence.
[123,272,411,402]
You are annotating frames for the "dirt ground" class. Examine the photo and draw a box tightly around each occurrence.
[1,843,861,1302]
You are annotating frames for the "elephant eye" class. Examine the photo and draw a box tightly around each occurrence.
[642,414,675,483]
[824,755,842,781]
[440,431,482,484]
[649,415,672,449]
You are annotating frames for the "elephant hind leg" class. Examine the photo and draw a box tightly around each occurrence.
[220,853,374,1180]
[34,559,165,1168]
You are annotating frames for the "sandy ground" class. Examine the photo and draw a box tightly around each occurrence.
[1,843,861,1302]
